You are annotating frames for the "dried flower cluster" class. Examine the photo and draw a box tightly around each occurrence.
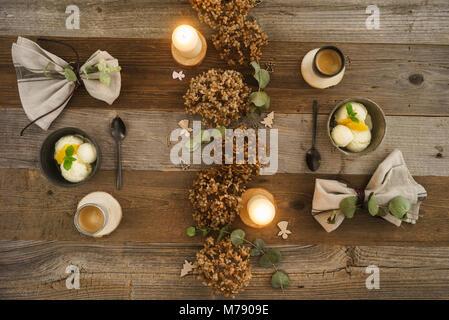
[190,0,268,65]
[213,19,268,66]
[190,0,255,29]
[184,69,250,127]
[189,163,259,230]
[195,236,251,296]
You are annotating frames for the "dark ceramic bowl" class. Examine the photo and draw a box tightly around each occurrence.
[327,97,386,156]
[38,127,101,187]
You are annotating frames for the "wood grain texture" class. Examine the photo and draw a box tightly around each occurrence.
[0,0,448,44]
[1,240,449,299]
[0,168,448,247]
[1,109,448,176]
[0,36,448,116]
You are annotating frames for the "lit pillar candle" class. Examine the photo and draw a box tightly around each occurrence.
[240,188,277,228]
[248,195,276,226]
[172,25,202,59]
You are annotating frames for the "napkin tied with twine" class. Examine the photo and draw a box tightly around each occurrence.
[312,149,427,232]
[11,37,121,135]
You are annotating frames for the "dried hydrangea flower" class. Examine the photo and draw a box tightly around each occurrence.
[189,134,260,230]
[184,69,250,127]
[195,236,251,297]
[212,19,268,66]
[190,0,256,29]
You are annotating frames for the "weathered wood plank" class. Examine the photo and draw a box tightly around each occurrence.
[1,240,449,299]
[1,109,447,176]
[0,0,448,44]
[0,169,448,247]
[0,36,448,116]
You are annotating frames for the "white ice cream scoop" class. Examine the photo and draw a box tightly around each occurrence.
[331,125,354,147]
[77,143,97,164]
[60,155,92,183]
[346,129,371,152]
[334,102,368,122]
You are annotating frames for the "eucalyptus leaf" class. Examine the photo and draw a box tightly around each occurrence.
[271,270,290,289]
[230,229,246,246]
[250,91,269,107]
[250,61,260,73]
[389,196,411,219]
[339,196,357,218]
[64,67,77,82]
[259,248,282,268]
[186,226,196,237]
[254,69,270,89]
[367,192,379,216]
[217,225,231,242]
[262,95,270,110]
[250,238,265,256]
[378,207,387,217]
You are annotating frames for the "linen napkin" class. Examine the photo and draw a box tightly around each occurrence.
[11,37,121,131]
[312,149,427,232]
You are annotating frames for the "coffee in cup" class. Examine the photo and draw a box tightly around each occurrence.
[313,46,345,77]
[74,203,108,236]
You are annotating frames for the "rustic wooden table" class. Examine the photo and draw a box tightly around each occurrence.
[0,0,448,299]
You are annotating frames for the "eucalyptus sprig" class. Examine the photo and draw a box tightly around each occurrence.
[83,59,121,86]
[249,61,271,115]
[62,58,121,86]
[62,145,77,171]
[226,227,290,290]
[186,225,212,237]
[367,193,412,220]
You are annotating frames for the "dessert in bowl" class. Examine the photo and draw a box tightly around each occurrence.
[328,98,386,156]
[39,128,101,187]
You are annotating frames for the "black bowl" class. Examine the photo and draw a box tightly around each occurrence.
[38,127,101,188]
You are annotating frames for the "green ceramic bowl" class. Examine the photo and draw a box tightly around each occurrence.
[327,97,386,156]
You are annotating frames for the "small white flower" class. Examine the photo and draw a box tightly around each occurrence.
[172,70,185,81]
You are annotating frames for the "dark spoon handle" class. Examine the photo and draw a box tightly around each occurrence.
[116,140,122,190]
[312,100,318,147]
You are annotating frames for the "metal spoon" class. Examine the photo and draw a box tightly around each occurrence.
[110,116,126,190]
[306,100,321,171]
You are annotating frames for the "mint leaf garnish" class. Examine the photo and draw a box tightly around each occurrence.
[346,103,360,123]
[62,145,77,170]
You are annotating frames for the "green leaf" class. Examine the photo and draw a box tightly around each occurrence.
[389,196,411,220]
[340,196,357,218]
[63,159,73,171]
[186,226,196,237]
[64,67,77,82]
[63,156,76,162]
[65,145,75,156]
[217,126,226,138]
[250,61,260,73]
[367,192,379,216]
[346,103,360,123]
[99,71,111,86]
[271,270,290,289]
[250,238,265,256]
[97,59,107,72]
[217,225,231,242]
[250,91,269,107]
[259,248,282,268]
[230,229,246,246]
[198,226,211,237]
[378,207,387,217]
[254,69,270,89]
[262,95,270,110]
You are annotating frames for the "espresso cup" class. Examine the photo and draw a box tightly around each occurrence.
[313,46,345,77]
[74,203,109,237]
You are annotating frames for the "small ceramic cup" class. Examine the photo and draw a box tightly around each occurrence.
[313,46,345,77]
[74,203,109,237]
[327,97,387,156]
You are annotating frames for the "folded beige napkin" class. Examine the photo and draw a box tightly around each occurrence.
[11,37,121,131]
[312,149,427,232]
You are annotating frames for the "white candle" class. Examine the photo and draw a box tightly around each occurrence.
[172,25,202,59]
[247,195,276,226]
